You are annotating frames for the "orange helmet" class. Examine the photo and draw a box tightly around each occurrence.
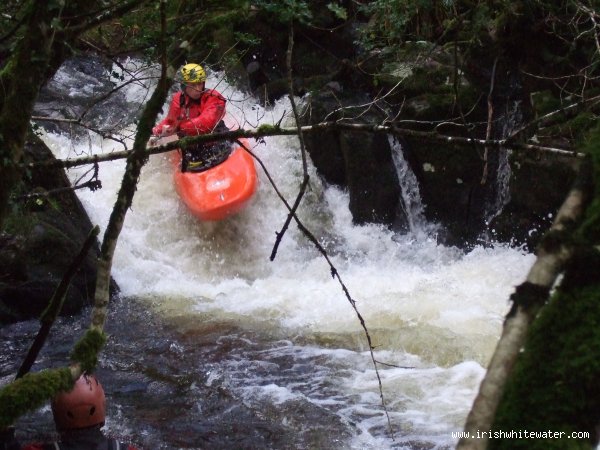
[51,374,106,431]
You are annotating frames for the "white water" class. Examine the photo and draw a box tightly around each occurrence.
[40,64,535,448]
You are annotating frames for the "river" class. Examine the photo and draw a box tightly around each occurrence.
[3,59,535,449]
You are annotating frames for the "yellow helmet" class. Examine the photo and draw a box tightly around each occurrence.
[181,63,206,83]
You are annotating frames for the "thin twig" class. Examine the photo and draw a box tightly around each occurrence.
[481,57,498,185]
[270,24,310,261]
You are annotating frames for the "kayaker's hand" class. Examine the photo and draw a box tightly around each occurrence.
[161,125,176,137]
[148,136,159,147]
[152,125,177,137]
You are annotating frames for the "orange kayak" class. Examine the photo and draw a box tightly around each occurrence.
[172,138,258,221]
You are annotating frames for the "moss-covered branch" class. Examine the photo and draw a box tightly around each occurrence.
[26,120,585,173]
[0,368,73,429]
[0,0,166,430]
[0,317,106,430]
[90,0,173,332]
[70,329,107,373]
[458,125,598,450]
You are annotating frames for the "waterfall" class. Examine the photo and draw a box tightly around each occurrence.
[484,99,523,227]
[388,135,435,238]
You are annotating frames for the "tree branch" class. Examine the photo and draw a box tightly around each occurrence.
[481,57,498,185]
[60,0,149,36]
[27,120,585,173]
[89,0,171,333]
[270,24,310,261]
[506,93,600,144]
[236,138,396,439]
[15,226,100,379]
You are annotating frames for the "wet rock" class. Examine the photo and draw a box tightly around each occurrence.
[0,234,27,283]
[300,92,401,226]
[34,55,139,137]
[489,151,579,250]
[0,133,115,325]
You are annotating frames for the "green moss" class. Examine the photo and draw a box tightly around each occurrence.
[491,279,600,449]
[561,248,600,290]
[70,329,107,373]
[3,203,35,236]
[0,368,73,428]
[400,81,482,122]
[556,112,598,148]
[257,123,280,134]
[490,123,600,450]
[577,124,600,242]
[398,66,450,97]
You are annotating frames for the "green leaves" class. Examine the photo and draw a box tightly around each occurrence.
[234,31,261,47]
[253,0,312,24]
[252,0,348,26]
[327,2,347,20]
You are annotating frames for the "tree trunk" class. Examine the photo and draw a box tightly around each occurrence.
[458,160,591,450]
[0,1,57,228]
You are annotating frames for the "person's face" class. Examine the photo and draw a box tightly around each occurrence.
[184,82,205,99]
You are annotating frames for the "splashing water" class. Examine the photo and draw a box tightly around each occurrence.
[33,59,535,449]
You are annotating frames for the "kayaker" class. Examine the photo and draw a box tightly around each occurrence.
[152,63,230,171]
[1,374,139,450]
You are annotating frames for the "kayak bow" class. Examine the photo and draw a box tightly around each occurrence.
[171,139,258,221]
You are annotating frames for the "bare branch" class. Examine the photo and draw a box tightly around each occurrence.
[481,57,498,185]
[270,24,310,261]
[89,0,171,334]
[237,138,396,439]
[507,93,600,144]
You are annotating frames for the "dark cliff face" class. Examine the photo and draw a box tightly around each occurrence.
[232,11,580,250]
[300,92,402,228]
[0,133,113,325]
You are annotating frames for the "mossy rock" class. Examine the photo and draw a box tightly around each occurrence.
[491,260,600,449]
[399,82,483,124]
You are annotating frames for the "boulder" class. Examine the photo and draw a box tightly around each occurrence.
[0,133,115,324]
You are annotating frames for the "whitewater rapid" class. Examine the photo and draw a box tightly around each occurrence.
[39,62,535,449]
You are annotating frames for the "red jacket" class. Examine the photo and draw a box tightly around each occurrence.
[153,90,226,136]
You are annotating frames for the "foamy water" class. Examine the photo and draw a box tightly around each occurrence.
[39,64,535,448]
